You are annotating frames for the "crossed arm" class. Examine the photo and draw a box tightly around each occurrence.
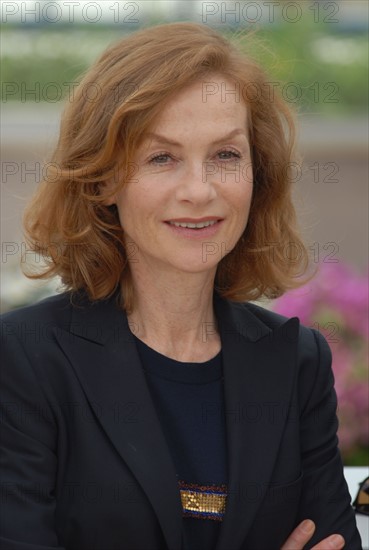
[282,520,344,549]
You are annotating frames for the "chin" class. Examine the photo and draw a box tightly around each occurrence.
[169,258,219,275]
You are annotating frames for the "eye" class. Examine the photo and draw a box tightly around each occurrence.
[148,152,173,165]
[216,149,241,161]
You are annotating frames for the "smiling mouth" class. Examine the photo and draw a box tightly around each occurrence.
[167,220,220,229]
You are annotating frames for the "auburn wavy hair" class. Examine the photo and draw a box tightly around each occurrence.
[23,22,312,312]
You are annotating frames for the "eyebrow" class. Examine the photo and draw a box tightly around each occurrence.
[144,128,248,147]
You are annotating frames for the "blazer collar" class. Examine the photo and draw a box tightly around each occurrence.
[55,291,299,550]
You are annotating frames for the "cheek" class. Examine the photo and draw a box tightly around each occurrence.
[241,159,253,183]
[234,168,253,209]
[116,184,159,233]
[243,163,254,202]
[232,173,253,228]
[116,182,140,213]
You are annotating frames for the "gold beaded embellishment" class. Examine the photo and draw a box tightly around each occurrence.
[178,480,227,521]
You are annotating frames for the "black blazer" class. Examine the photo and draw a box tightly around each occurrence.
[0,291,362,550]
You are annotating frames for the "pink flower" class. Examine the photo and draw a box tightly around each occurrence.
[272,262,369,461]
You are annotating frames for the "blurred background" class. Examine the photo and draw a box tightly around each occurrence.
[1,0,368,464]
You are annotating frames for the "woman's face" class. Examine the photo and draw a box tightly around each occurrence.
[113,74,253,277]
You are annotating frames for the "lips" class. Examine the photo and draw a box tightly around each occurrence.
[168,220,218,229]
[165,216,223,228]
[164,217,224,238]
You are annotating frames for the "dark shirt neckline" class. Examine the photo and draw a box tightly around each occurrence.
[133,334,223,385]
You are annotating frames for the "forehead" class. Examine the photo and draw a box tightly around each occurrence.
[148,75,249,135]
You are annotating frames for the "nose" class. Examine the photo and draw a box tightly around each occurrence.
[175,161,217,205]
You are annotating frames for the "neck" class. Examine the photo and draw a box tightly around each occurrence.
[126,264,220,362]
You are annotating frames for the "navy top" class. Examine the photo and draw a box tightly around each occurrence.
[133,335,228,550]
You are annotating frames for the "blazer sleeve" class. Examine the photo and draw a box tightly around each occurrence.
[296,327,363,549]
[0,319,66,550]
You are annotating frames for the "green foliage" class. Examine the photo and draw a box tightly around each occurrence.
[259,28,367,115]
[1,22,368,114]
[226,20,368,115]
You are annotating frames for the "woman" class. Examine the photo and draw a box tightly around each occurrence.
[0,22,362,550]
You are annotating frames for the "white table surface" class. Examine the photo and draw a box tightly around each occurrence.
[344,466,369,549]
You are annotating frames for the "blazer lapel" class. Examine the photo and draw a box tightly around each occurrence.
[53,295,183,550]
[213,294,299,550]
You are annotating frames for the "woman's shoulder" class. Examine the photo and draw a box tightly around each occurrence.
[1,291,74,326]
[1,290,123,349]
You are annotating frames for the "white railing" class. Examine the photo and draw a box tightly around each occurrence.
[344,466,369,549]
